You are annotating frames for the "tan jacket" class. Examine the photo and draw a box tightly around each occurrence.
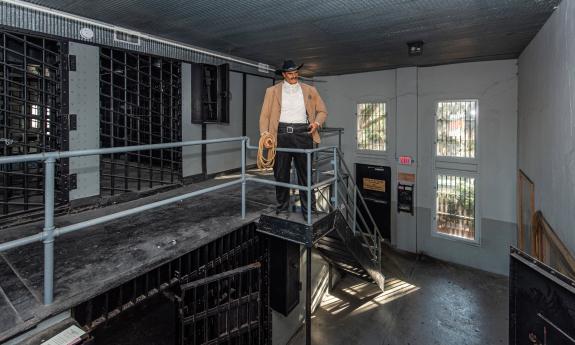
[259,82,328,144]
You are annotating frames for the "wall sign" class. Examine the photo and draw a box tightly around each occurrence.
[399,156,413,165]
[363,178,386,192]
[398,172,416,183]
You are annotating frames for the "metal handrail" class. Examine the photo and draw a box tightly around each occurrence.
[336,148,383,239]
[331,149,382,262]
[0,133,384,306]
[0,136,339,304]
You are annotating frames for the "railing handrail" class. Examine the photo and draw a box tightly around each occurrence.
[0,132,386,307]
[0,135,340,305]
[335,148,383,243]
[532,211,575,277]
[0,137,337,165]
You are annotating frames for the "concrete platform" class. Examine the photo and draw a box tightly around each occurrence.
[0,175,277,342]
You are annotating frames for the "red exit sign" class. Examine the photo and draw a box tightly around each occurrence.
[399,156,412,165]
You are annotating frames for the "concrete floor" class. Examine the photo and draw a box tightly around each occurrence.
[290,249,509,345]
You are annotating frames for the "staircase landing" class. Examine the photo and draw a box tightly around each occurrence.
[257,210,337,246]
[257,209,385,292]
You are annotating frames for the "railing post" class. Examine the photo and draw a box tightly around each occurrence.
[333,147,338,209]
[352,189,357,235]
[43,157,56,305]
[241,138,246,219]
[306,152,312,226]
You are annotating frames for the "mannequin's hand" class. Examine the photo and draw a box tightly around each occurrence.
[308,122,319,135]
[264,137,274,148]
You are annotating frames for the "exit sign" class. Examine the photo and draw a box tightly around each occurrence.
[399,156,412,165]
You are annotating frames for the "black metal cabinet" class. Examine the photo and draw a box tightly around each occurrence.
[355,164,391,240]
[268,237,300,316]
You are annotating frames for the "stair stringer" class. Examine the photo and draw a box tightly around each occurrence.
[332,210,385,291]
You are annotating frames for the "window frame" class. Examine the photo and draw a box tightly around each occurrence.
[433,99,479,164]
[355,101,388,154]
[432,170,481,245]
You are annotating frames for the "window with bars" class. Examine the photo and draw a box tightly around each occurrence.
[0,30,68,223]
[435,174,476,241]
[99,48,182,196]
[436,100,477,159]
[357,102,386,151]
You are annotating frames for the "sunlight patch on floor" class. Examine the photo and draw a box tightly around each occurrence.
[351,278,420,315]
[319,277,419,316]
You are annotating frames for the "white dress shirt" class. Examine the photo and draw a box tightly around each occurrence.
[279,81,307,123]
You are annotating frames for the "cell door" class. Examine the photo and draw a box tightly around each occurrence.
[176,262,265,345]
[0,29,68,224]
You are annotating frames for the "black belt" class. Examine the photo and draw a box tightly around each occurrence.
[278,122,308,134]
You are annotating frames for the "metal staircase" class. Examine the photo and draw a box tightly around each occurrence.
[314,149,385,291]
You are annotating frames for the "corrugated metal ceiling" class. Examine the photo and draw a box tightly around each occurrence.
[20,0,560,76]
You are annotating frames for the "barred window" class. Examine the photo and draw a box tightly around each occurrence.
[357,102,386,151]
[436,100,477,159]
[435,174,476,241]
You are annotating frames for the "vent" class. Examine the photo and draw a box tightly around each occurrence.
[114,30,140,45]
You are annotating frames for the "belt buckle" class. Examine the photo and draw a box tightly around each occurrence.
[286,126,294,134]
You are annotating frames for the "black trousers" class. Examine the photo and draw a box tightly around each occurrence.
[273,129,316,213]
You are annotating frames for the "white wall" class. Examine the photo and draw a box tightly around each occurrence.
[205,72,243,175]
[314,70,397,169]
[181,63,203,177]
[317,60,518,275]
[246,75,274,164]
[181,70,273,176]
[272,249,335,345]
[417,61,518,275]
[68,42,100,201]
[518,0,575,252]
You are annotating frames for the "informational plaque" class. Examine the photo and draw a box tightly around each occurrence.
[43,325,85,345]
[363,178,386,192]
[398,172,416,183]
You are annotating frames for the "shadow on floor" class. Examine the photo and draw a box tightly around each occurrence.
[289,250,509,345]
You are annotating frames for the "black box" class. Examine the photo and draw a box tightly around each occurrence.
[269,237,301,316]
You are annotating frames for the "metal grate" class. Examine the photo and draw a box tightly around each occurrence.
[357,102,386,151]
[0,29,68,222]
[73,224,271,345]
[178,262,262,345]
[436,100,477,159]
[99,47,182,196]
[436,174,476,240]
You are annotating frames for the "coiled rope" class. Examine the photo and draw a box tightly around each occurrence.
[257,132,277,170]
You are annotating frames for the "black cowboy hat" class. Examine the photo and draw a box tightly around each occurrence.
[275,60,304,75]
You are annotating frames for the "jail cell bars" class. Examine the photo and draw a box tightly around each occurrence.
[436,100,477,159]
[436,174,476,240]
[357,102,386,151]
[0,30,68,223]
[178,263,262,345]
[73,224,271,345]
[99,48,182,196]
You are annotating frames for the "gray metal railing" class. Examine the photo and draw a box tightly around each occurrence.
[0,132,383,306]
[0,137,339,305]
[316,149,382,261]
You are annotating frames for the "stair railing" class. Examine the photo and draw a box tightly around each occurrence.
[314,149,382,265]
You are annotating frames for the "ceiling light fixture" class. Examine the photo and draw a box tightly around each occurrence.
[407,41,424,56]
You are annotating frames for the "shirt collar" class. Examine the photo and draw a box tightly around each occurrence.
[283,80,300,93]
